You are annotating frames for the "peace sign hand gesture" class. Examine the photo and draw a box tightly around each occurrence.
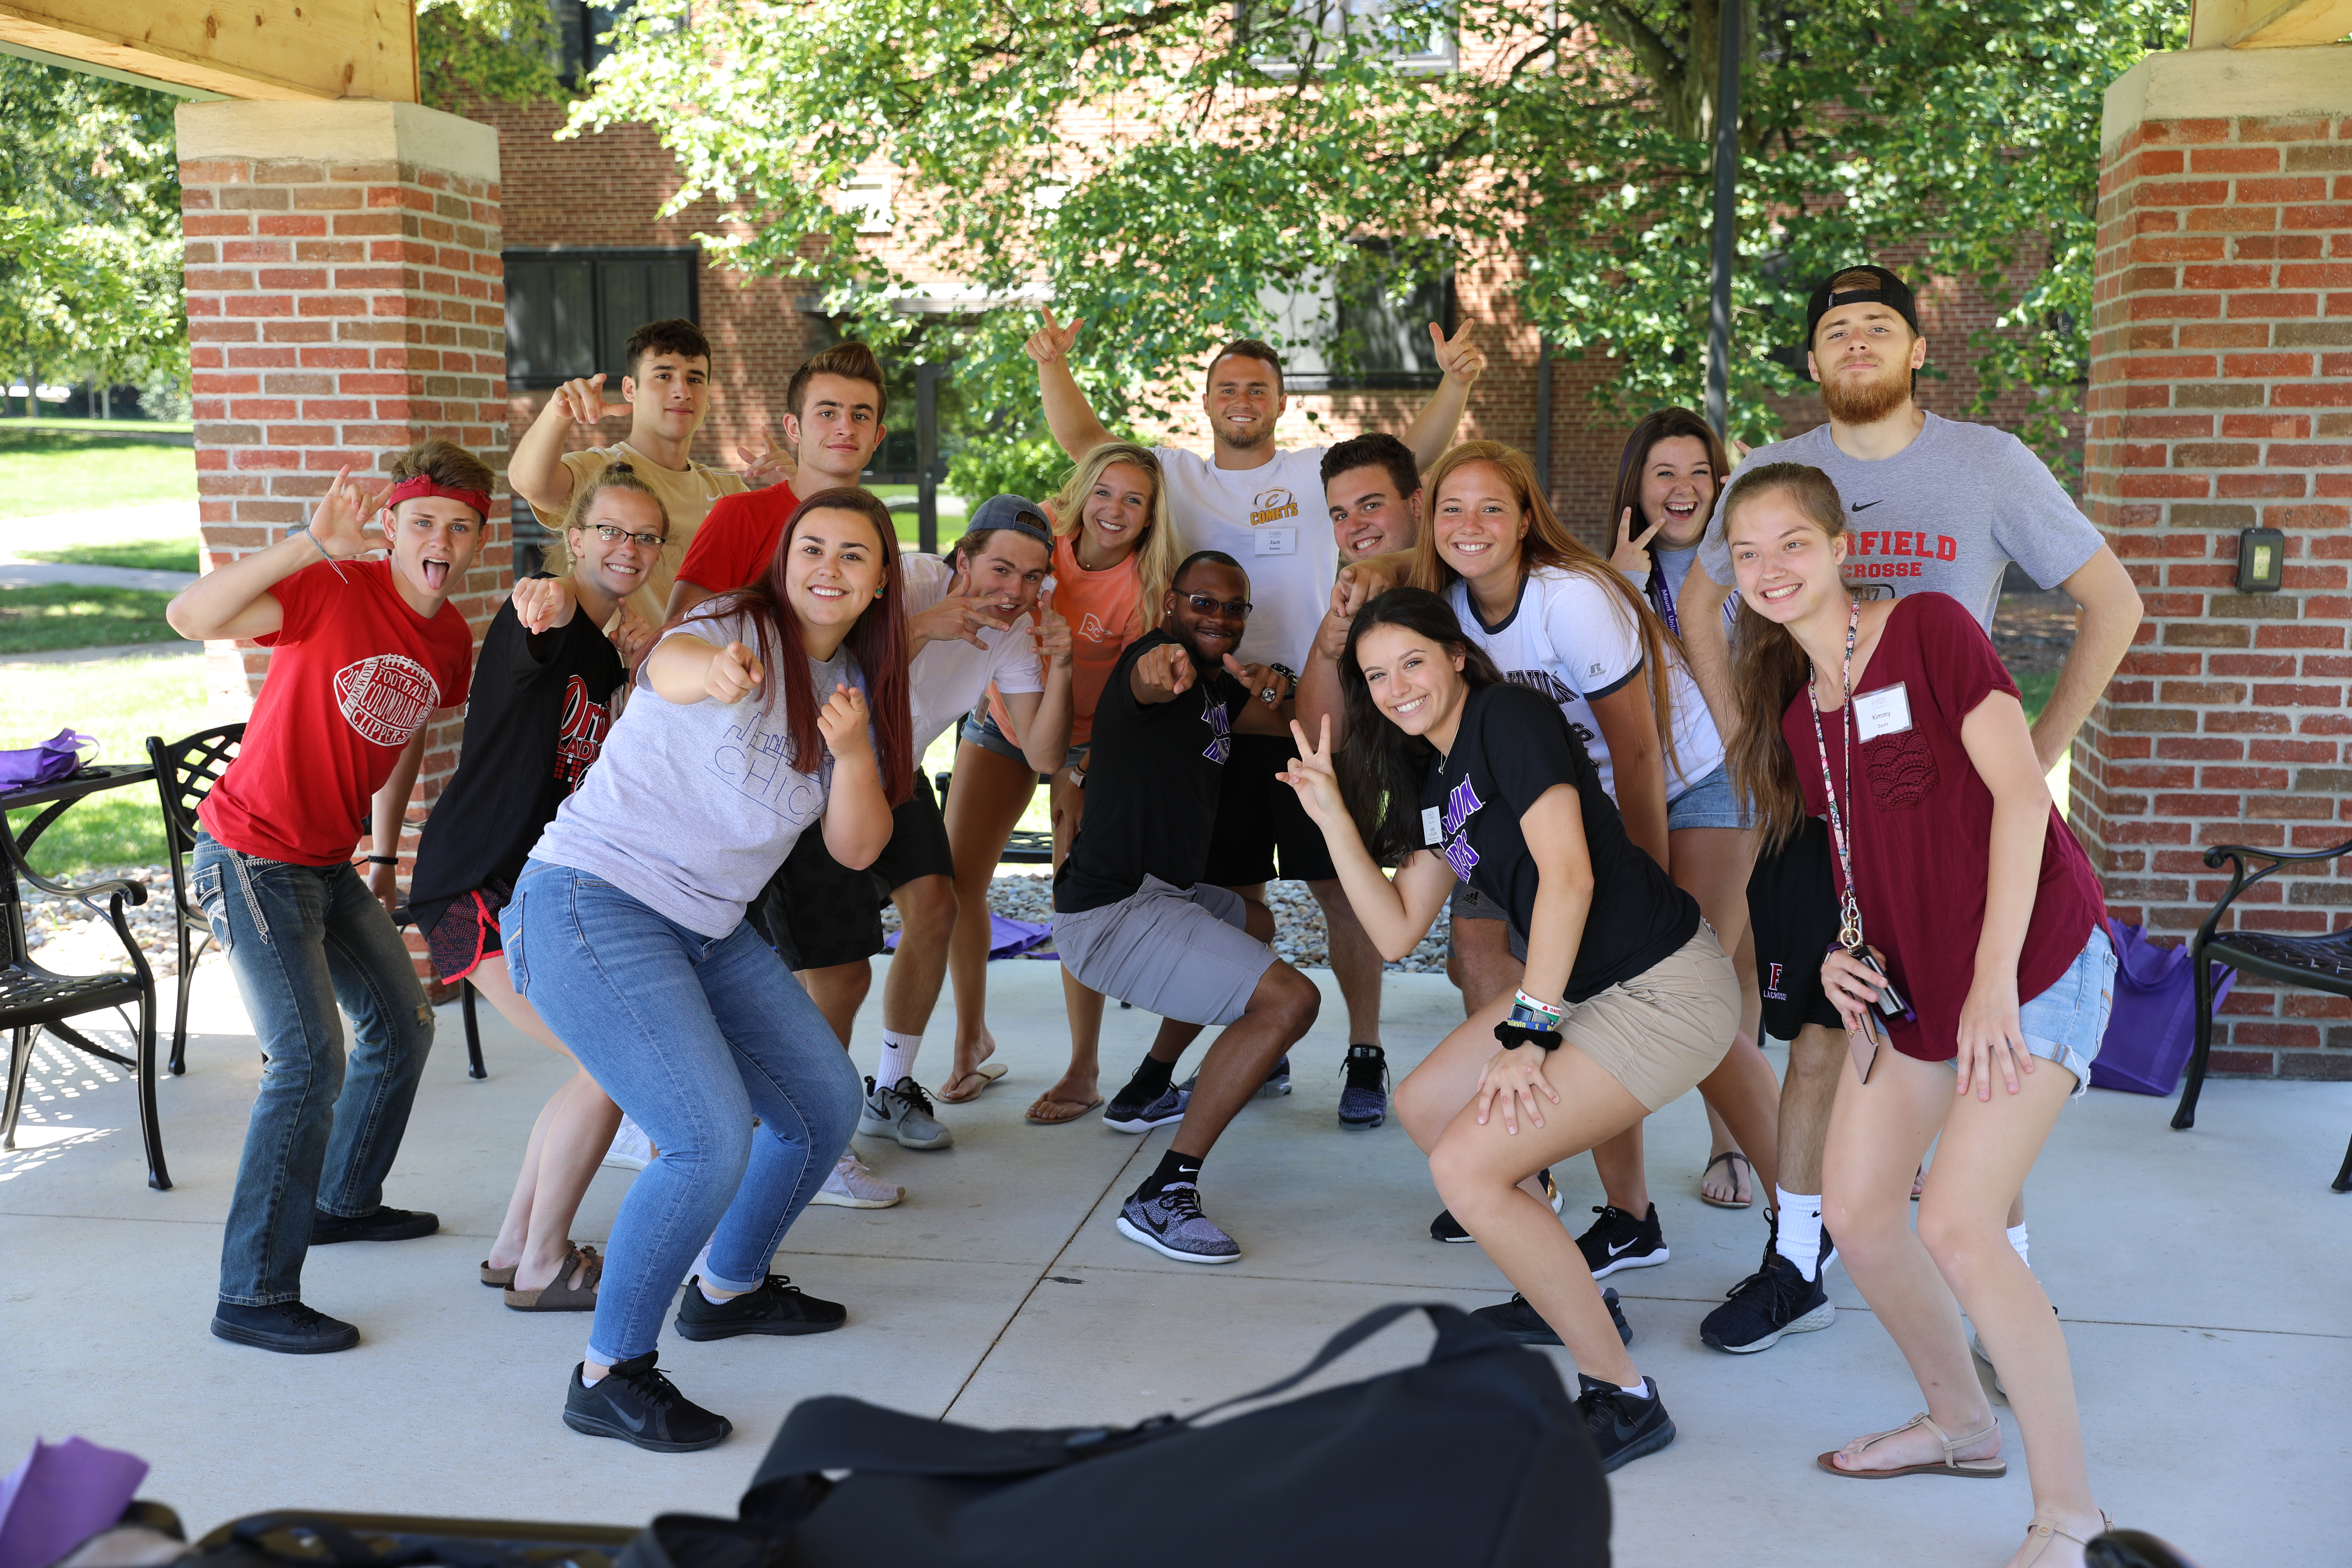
[1026,308,1083,367]
[1610,507,1666,577]
[1428,320,1486,386]
[307,467,391,561]
[1279,716,1347,828]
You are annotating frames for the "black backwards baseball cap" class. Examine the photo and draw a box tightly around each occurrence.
[1804,265,1921,379]
[967,493,1055,552]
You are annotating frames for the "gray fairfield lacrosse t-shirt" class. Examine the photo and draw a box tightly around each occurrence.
[528,611,864,938]
[1696,412,2102,632]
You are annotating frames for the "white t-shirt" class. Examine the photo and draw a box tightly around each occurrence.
[902,553,1045,751]
[1152,444,1340,672]
[1446,566,1726,802]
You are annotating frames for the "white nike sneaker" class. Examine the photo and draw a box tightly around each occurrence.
[812,1149,904,1209]
[602,1116,655,1171]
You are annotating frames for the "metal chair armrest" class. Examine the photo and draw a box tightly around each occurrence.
[0,831,148,915]
[2191,838,2352,960]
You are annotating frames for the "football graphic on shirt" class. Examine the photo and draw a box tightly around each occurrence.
[334,655,441,747]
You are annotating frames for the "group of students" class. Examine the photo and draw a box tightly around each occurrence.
[169,262,2141,1568]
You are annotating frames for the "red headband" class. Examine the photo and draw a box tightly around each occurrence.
[387,476,493,521]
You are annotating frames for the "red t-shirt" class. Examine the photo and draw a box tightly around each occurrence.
[676,483,802,596]
[1786,592,2105,1062]
[200,558,475,866]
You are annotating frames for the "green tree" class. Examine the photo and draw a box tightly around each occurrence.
[0,57,186,420]
[573,0,2184,468]
[416,0,571,112]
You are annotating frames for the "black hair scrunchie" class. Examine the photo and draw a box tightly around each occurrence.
[1493,1021,1561,1052]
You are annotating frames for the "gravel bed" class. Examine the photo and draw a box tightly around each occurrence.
[22,864,193,976]
[884,870,1452,974]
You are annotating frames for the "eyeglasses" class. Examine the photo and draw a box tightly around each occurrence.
[1184,592,1252,617]
[590,524,667,550]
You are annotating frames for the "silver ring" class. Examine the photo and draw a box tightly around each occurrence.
[1261,685,1279,704]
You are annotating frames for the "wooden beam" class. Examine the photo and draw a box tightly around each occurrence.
[2189,0,2352,48]
[0,0,416,102]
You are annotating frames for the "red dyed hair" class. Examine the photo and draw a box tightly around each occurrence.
[680,487,915,805]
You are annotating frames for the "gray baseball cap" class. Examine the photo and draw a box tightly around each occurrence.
[967,493,1054,552]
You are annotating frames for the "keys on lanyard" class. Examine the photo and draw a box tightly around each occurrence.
[1806,600,1865,950]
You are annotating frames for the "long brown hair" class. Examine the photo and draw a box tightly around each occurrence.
[1607,408,1731,646]
[1722,462,1850,850]
[682,487,916,806]
[1411,440,1682,779]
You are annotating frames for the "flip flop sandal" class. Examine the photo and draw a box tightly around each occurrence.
[2016,1511,2111,1567]
[1699,1150,1754,1209]
[937,1061,1010,1103]
[503,1245,603,1312]
[1816,1413,2007,1480]
[1024,1093,1104,1125]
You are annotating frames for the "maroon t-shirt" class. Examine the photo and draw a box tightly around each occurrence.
[1785,593,2105,1062]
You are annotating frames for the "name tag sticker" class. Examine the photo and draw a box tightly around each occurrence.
[1421,806,1442,846]
[1253,527,1297,557]
[1854,682,1913,742]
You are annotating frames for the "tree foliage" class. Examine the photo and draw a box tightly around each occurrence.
[574,0,2186,463]
[416,0,573,112]
[0,58,188,414]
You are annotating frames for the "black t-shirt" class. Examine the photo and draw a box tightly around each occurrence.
[1415,682,1700,1003]
[1054,629,1248,914]
[409,580,627,931]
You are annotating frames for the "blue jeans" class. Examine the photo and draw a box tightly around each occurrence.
[192,833,436,1306]
[507,859,862,1366]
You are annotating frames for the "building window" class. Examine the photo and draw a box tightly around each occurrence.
[555,0,633,85]
[1242,0,1458,76]
[1261,240,1457,392]
[504,247,699,391]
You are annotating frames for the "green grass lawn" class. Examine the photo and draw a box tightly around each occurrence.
[0,428,198,518]
[17,538,200,572]
[0,585,184,653]
[2017,670,2057,727]
[4,653,213,878]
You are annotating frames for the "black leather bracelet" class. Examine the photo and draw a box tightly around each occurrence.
[365,854,397,866]
[1494,1021,1561,1052]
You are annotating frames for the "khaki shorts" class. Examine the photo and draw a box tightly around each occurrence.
[1559,926,1740,1112]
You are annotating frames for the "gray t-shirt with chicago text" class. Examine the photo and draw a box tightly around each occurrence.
[1695,412,2102,632]
[529,611,861,938]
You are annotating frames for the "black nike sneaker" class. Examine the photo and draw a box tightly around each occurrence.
[564,1352,731,1452]
[1700,1247,1835,1353]
[1575,1373,1676,1472]
[1430,1169,1561,1242]
[673,1273,847,1340]
[1575,1203,1667,1279]
[1470,1287,1631,1347]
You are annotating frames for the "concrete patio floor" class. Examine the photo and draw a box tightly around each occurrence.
[5,952,2347,1566]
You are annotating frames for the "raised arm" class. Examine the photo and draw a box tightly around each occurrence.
[1025,309,1116,461]
[2032,544,2142,775]
[510,375,611,517]
[167,467,383,643]
[1399,321,1486,470]
[1279,717,1454,959]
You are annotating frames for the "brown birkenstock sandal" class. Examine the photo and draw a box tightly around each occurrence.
[503,1244,603,1312]
[1816,1413,2006,1479]
[479,1260,516,1288]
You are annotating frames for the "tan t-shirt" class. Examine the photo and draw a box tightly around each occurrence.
[531,440,748,625]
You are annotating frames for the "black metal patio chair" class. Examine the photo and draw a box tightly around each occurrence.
[2176,836,2352,1191]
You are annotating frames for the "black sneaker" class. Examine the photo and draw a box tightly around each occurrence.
[1337,1045,1388,1129]
[1700,1249,1835,1353]
[1430,1169,1560,1242]
[210,1300,359,1354]
[673,1273,847,1340]
[1575,1373,1676,1472]
[309,1205,438,1245]
[1470,1288,1631,1347]
[1575,1203,1667,1279]
[563,1352,732,1452]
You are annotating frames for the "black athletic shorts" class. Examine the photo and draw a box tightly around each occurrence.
[1747,815,1845,1040]
[749,773,955,970]
[1200,732,1338,887]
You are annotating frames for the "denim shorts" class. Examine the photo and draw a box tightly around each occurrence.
[1666,762,1753,832]
[960,710,1087,775]
[2004,924,2118,1099]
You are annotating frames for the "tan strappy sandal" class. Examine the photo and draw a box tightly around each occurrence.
[1815,1412,2007,1479]
[2016,1510,2112,1566]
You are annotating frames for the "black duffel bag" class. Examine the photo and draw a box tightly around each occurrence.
[625,1301,1610,1568]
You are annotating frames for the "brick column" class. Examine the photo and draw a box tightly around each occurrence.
[175,100,507,978]
[2078,46,2352,1078]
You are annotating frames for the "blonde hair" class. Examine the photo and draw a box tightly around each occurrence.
[1048,441,1180,629]
[562,460,671,539]
[1412,440,1684,780]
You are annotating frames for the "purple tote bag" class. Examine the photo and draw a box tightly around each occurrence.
[2089,918,2237,1097]
[0,730,94,793]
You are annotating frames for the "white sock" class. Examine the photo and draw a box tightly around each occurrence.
[2007,1223,2030,1269]
[1774,1188,1824,1282]
[579,1356,605,1386]
[876,1030,922,1089]
[1616,1376,1652,1401]
[698,1280,732,1305]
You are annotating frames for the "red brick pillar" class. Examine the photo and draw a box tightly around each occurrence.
[2077,49,2352,1078]
[175,101,507,977]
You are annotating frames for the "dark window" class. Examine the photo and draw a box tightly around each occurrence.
[555,0,634,86]
[1277,240,1457,393]
[503,247,698,390]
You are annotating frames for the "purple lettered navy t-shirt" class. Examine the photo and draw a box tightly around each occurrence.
[1413,682,1699,1003]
